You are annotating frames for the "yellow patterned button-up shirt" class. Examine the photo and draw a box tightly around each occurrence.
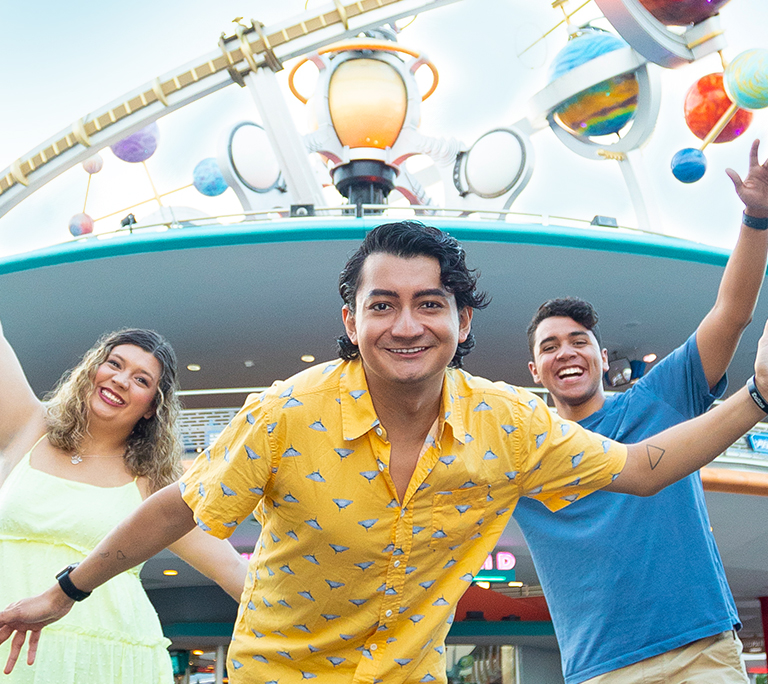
[180,359,626,684]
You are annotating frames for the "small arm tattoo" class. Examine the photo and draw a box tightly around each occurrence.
[647,445,665,470]
[99,552,109,558]
[116,550,126,560]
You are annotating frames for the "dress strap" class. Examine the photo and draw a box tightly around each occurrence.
[28,433,48,455]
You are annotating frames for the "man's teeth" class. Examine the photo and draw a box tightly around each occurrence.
[559,368,583,378]
[390,347,427,355]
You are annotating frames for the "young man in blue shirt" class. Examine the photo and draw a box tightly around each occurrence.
[518,140,768,684]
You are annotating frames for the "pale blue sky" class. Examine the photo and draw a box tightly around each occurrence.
[1,0,766,254]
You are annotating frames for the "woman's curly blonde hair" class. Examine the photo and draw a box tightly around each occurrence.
[45,329,183,492]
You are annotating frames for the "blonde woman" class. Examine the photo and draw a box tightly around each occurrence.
[0,324,247,683]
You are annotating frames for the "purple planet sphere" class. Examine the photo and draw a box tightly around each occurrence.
[110,122,160,163]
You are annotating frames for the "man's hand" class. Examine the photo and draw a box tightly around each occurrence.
[727,139,768,217]
[0,586,74,674]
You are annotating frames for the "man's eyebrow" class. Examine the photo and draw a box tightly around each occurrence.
[364,288,449,298]
[366,289,399,298]
[415,288,449,298]
[537,330,590,348]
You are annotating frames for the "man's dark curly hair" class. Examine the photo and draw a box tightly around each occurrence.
[337,221,490,368]
[526,296,602,357]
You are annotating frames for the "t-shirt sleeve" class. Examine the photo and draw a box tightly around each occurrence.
[638,331,726,418]
[515,391,627,512]
[180,393,275,539]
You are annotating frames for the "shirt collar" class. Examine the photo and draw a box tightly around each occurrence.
[441,367,466,446]
[339,359,466,445]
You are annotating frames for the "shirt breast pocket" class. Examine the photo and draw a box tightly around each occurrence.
[429,485,491,551]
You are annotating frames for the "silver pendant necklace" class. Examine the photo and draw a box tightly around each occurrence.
[70,453,83,465]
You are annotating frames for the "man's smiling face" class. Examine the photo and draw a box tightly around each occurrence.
[342,252,472,393]
[528,315,609,417]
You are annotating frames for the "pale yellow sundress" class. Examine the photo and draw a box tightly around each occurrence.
[0,438,173,683]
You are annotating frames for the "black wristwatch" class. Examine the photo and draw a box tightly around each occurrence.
[55,563,92,601]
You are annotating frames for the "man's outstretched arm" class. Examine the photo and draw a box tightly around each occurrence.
[607,321,768,496]
[697,139,768,387]
[0,484,195,673]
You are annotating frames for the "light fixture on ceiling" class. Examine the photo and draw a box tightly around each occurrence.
[643,353,657,363]
[301,354,315,363]
[163,569,178,576]
[605,358,632,387]
[508,581,524,587]
[186,364,201,372]
[192,650,205,656]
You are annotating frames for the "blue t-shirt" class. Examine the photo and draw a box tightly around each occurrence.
[513,333,739,684]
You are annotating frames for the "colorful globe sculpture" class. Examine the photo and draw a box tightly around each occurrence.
[69,213,94,236]
[636,0,732,26]
[724,49,768,111]
[684,73,752,143]
[193,158,228,197]
[548,30,638,138]
[671,148,707,183]
[110,122,160,163]
[82,154,104,174]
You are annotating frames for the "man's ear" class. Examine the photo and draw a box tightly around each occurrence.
[342,305,357,345]
[601,348,609,373]
[458,307,473,343]
[528,360,542,385]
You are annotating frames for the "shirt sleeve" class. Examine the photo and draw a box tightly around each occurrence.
[636,331,726,418]
[180,392,275,539]
[515,391,627,512]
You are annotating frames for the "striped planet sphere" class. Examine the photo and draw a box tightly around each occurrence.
[724,49,768,111]
[549,30,639,138]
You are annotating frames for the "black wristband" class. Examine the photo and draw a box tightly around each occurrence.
[743,212,768,230]
[747,375,768,413]
[55,563,92,601]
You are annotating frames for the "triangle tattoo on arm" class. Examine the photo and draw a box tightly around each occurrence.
[647,445,665,470]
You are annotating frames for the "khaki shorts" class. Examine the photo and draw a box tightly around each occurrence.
[583,631,748,684]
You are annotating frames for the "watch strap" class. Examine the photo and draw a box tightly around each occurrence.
[56,563,92,601]
[743,212,768,231]
[747,375,768,413]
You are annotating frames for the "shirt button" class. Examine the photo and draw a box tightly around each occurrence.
[385,610,392,617]
[370,644,378,651]
[375,427,383,436]
[378,463,385,471]
[394,560,401,567]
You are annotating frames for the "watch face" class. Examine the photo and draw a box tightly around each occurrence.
[56,563,78,579]
[56,563,89,600]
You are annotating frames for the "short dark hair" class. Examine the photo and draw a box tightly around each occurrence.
[527,297,602,357]
[337,221,490,368]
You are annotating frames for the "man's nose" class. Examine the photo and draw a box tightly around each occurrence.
[391,308,423,337]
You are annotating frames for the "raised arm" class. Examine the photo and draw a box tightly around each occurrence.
[0,484,196,673]
[0,319,44,452]
[697,139,768,387]
[608,319,768,496]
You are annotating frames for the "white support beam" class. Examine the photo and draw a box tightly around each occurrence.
[245,68,326,207]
